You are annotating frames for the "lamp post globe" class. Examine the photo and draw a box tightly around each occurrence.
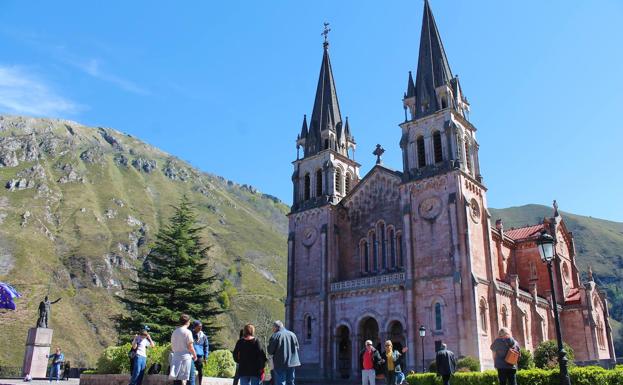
[536,230,572,385]
[419,325,426,373]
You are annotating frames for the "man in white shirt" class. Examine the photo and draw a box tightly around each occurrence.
[169,314,197,385]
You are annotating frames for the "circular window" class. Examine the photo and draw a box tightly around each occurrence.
[469,199,481,223]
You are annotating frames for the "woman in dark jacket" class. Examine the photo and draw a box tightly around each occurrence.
[233,324,267,385]
[490,328,520,385]
[379,340,408,385]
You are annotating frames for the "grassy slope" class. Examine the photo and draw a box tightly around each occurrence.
[0,116,288,367]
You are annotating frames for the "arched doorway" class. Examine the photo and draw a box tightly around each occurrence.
[359,317,380,352]
[388,321,406,351]
[336,326,351,379]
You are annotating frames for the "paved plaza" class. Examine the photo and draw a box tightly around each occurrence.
[0,380,79,385]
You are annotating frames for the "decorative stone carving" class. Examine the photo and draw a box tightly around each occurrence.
[469,198,480,223]
[419,197,443,220]
[302,227,318,247]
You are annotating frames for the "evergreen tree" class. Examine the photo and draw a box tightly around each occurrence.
[116,196,223,344]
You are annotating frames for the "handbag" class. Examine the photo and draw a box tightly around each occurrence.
[504,347,520,365]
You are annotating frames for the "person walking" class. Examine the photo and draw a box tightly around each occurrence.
[435,343,457,385]
[359,340,382,385]
[129,328,155,385]
[169,314,197,385]
[490,328,520,385]
[47,347,64,383]
[188,320,209,385]
[63,361,71,380]
[233,329,244,385]
[233,324,268,385]
[380,341,408,385]
[267,320,300,385]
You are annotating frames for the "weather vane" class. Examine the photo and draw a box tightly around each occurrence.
[321,22,331,45]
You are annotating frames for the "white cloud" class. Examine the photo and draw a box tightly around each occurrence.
[75,58,148,95]
[0,66,79,117]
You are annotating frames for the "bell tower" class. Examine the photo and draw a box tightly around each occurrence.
[291,26,360,212]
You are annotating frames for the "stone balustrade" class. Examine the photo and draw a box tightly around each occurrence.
[330,272,406,292]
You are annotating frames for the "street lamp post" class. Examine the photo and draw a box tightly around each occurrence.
[537,230,572,385]
[419,325,426,373]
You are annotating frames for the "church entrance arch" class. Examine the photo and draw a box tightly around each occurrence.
[387,320,406,353]
[336,326,351,379]
[359,317,381,351]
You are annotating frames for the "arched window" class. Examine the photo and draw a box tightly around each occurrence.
[304,173,311,200]
[597,318,605,348]
[335,168,342,195]
[306,315,312,340]
[389,228,396,268]
[433,131,443,163]
[434,302,443,331]
[524,314,530,343]
[479,298,488,334]
[371,231,378,272]
[464,139,472,173]
[361,239,369,273]
[396,233,403,267]
[380,223,387,270]
[501,305,508,328]
[324,139,329,150]
[441,97,448,109]
[345,173,351,195]
[417,136,426,168]
[316,169,323,197]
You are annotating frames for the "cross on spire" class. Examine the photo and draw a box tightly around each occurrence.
[322,22,331,47]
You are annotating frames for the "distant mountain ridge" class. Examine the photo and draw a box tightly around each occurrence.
[1,115,622,367]
[0,115,289,366]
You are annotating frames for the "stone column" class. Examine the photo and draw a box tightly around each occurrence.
[22,327,53,378]
[402,202,417,369]
[286,233,295,328]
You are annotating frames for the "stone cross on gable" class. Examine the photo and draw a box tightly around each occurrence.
[373,144,385,165]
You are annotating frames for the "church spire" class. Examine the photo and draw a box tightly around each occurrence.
[413,0,454,119]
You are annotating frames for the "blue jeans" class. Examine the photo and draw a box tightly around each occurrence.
[129,355,146,385]
[188,360,196,385]
[49,364,61,381]
[238,376,260,385]
[273,367,295,385]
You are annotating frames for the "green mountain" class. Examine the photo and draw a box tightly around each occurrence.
[490,205,623,352]
[0,115,289,367]
[1,115,622,367]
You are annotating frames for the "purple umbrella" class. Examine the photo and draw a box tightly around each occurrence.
[0,282,21,310]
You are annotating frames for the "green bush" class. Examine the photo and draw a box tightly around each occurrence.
[534,340,575,369]
[407,366,623,385]
[96,342,172,374]
[205,350,236,378]
[456,356,481,372]
[518,347,535,370]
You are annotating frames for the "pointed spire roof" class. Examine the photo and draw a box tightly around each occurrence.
[300,114,308,137]
[309,41,342,137]
[344,116,351,138]
[406,71,415,98]
[414,0,454,119]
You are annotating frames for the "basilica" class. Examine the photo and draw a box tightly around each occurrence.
[284,1,615,379]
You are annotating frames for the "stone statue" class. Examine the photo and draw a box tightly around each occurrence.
[36,295,61,329]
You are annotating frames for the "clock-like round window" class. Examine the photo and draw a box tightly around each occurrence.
[469,199,481,223]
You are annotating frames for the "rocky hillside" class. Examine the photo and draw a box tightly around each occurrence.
[490,205,623,353]
[0,115,289,367]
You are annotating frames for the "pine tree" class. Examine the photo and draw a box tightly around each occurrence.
[115,196,223,344]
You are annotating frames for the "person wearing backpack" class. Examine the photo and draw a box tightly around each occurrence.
[490,328,520,385]
[129,328,155,385]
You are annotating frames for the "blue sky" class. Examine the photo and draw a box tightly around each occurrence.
[0,1,622,222]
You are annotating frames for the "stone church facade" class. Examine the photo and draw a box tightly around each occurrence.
[285,1,615,379]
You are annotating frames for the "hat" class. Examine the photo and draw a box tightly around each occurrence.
[192,320,202,328]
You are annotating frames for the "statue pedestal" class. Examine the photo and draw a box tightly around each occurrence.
[22,327,53,378]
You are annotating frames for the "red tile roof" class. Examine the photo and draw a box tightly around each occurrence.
[504,224,545,241]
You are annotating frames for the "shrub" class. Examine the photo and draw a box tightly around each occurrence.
[96,343,132,374]
[518,347,535,370]
[96,342,171,374]
[456,356,480,372]
[205,350,236,378]
[534,340,575,369]
[428,360,437,373]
